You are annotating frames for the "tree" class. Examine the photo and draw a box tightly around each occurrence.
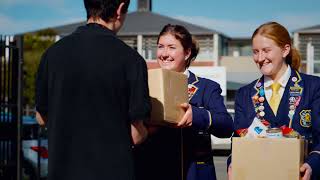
[23,29,56,107]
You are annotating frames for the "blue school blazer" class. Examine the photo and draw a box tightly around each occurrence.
[233,67,320,178]
[186,71,233,180]
[188,71,233,136]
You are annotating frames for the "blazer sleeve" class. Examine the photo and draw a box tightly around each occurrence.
[191,81,234,138]
[234,87,252,131]
[227,87,249,168]
[305,78,320,177]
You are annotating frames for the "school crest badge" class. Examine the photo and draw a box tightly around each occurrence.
[188,84,198,100]
[300,110,312,128]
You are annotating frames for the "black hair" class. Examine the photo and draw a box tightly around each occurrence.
[84,0,130,22]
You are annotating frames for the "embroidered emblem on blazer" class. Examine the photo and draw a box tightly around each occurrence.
[300,109,312,128]
[188,84,198,100]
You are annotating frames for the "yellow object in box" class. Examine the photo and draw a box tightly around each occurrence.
[148,69,188,125]
[232,137,305,180]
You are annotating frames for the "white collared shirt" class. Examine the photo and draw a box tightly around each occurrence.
[184,69,190,78]
[264,66,291,103]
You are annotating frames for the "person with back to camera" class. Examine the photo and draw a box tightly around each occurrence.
[134,24,234,180]
[227,22,320,180]
[35,0,151,179]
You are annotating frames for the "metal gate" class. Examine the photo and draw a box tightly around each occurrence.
[0,35,23,180]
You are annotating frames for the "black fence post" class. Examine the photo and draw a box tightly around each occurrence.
[15,35,23,180]
[0,34,23,180]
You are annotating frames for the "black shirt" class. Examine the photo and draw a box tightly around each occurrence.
[36,23,151,180]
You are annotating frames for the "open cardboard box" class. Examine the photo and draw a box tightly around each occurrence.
[232,137,305,180]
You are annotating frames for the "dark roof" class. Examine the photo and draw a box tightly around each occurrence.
[26,11,222,37]
[293,24,320,33]
[118,11,219,36]
[47,21,86,36]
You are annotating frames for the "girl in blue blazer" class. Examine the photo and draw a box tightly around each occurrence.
[228,22,320,180]
[135,24,233,180]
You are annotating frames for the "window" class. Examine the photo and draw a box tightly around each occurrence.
[298,34,320,74]
[194,35,214,60]
[142,36,157,60]
[119,36,137,50]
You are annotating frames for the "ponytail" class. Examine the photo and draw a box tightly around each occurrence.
[287,48,301,71]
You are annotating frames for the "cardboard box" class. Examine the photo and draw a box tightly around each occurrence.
[232,137,305,180]
[148,69,188,125]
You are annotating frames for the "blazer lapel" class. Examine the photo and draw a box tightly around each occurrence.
[249,77,262,120]
[255,76,277,123]
[272,68,304,127]
[290,70,305,128]
[188,71,199,101]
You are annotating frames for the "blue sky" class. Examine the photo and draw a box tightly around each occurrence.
[1,0,319,37]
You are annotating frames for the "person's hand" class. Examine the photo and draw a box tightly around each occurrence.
[300,163,312,180]
[177,103,192,127]
[36,111,47,126]
[131,120,148,145]
[227,164,232,180]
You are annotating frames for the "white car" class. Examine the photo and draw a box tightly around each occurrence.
[22,116,48,179]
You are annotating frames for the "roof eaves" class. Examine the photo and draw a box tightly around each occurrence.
[292,24,320,33]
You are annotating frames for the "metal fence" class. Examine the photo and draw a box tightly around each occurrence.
[0,35,23,180]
